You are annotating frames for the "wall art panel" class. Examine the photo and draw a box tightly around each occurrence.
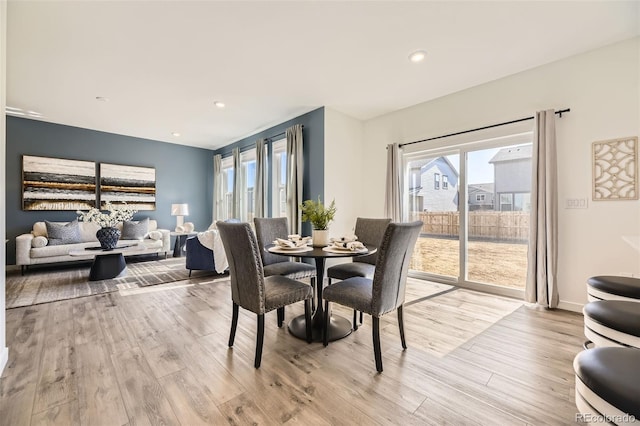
[99,163,156,210]
[22,155,97,210]
[592,136,638,201]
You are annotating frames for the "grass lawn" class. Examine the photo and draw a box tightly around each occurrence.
[409,237,528,289]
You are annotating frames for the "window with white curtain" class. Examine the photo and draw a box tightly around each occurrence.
[239,149,256,222]
[271,138,287,218]
[221,156,234,220]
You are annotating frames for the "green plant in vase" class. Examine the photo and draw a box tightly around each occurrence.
[300,197,336,246]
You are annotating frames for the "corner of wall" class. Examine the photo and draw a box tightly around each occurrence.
[1,0,8,375]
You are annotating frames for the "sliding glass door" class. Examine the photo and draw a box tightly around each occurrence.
[404,134,532,291]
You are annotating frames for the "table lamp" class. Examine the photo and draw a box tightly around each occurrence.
[171,203,189,232]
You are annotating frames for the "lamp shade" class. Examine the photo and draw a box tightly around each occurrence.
[171,203,189,216]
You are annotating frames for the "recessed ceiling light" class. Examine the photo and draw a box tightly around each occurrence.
[213,101,225,108]
[172,132,181,137]
[95,96,109,102]
[408,50,427,63]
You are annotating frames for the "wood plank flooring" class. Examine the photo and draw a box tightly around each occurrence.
[1,275,585,425]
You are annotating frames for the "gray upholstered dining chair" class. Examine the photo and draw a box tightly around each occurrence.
[216,221,312,368]
[254,217,317,316]
[327,217,391,330]
[322,221,423,373]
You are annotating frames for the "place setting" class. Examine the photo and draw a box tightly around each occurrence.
[322,235,368,254]
[267,234,313,253]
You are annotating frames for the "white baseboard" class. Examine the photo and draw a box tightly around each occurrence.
[0,347,8,376]
[558,300,584,313]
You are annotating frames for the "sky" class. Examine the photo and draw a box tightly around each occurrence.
[445,148,499,185]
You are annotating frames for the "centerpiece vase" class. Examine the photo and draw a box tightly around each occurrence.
[96,227,121,250]
[312,229,330,247]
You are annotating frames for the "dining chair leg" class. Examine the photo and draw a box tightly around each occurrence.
[397,305,407,350]
[304,299,312,343]
[353,310,359,331]
[311,277,316,311]
[255,314,265,369]
[323,300,330,347]
[229,302,239,347]
[277,307,285,328]
[372,316,383,372]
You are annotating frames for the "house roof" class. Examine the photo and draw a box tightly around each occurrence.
[468,183,494,193]
[421,157,459,178]
[489,145,533,163]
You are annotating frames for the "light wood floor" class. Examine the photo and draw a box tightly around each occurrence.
[0,273,585,425]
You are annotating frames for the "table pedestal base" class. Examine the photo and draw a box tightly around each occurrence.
[89,253,127,281]
[288,314,352,342]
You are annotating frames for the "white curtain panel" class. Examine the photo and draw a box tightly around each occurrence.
[255,138,266,218]
[384,143,402,221]
[286,124,303,234]
[526,109,559,308]
[232,147,241,219]
[212,154,222,222]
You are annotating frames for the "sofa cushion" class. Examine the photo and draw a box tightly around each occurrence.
[78,221,101,242]
[30,241,98,258]
[122,218,149,240]
[45,220,82,246]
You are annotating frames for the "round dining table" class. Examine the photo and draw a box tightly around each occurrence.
[267,244,376,342]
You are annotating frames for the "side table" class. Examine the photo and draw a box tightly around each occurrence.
[170,231,197,257]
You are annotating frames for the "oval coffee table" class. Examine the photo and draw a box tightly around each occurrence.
[69,244,161,281]
[267,244,376,342]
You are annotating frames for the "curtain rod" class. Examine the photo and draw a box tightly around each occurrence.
[266,124,304,142]
[398,108,570,148]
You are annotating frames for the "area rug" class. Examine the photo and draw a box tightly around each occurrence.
[5,257,226,309]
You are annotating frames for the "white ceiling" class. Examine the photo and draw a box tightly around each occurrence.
[6,1,639,150]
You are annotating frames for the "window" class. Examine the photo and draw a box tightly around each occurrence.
[221,156,234,220]
[272,139,287,217]
[403,136,533,291]
[499,193,513,211]
[239,149,256,222]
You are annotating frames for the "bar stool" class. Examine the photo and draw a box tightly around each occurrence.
[574,347,640,424]
[583,300,640,349]
[587,276,640,302]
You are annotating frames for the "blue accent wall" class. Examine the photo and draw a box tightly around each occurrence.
[214,107,325,236]
[5,116,214,264]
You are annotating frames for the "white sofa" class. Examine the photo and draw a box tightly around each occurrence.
[16,220,171,273]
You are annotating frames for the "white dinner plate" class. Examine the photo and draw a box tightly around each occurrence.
[322,246,368,254]
[268,246,313,254]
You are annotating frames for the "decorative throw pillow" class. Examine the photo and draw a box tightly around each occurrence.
[45,220,82,246]
[32,222,47,237]
[31,236,48,248]
[122,218,149,240]
[147,230,163,241]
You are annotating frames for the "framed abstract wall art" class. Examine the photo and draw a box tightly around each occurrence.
[99,163,156,210]
[22,155,97,211]
[592,136,638,201]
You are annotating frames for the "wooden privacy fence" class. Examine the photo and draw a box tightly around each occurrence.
[409,211,530,242]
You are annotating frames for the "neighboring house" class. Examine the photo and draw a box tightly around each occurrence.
[468,183,495,211]
[416,157,459,212]
[489,144,532,211]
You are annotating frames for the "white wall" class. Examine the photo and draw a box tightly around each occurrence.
[356,37,640,310]
[324,107,365,268]
[1,0,8,375]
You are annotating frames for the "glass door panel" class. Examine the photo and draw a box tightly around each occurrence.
[466,144,532,288]
[406,154,460,279]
